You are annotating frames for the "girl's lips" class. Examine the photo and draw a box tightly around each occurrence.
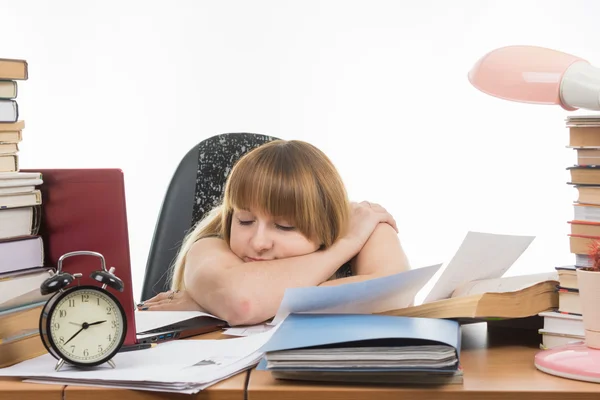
[246,257,268,262]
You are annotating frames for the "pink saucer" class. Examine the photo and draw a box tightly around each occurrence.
[535,341,600,383]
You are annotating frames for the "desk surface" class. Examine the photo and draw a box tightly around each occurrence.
[0,378,64,400]
[247,323,600,400]
[5,323,600,400]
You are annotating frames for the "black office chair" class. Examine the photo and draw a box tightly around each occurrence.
[140,132,279,301]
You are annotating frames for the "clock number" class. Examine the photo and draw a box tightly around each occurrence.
[98,345,103,353]
[68,299,75,307]
[59,310,67,318]
[106,306,112,315]
[83,349,89,357]
[53,322,60,330]
[59,336,65,344]
[70,345,75,353]
[111,321,117,329]
[82,294,89,303]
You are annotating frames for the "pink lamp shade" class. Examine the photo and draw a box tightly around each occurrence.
[468,45,600,111]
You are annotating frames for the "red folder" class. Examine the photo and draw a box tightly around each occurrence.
[23,169,138,345]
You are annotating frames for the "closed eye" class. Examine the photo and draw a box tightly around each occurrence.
[276,224,296,231]
[237,219,254,226]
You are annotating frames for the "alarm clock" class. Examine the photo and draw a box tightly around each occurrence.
[39,250,127,371]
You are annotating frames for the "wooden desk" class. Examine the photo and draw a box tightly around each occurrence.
[247,323,600,400]
[0,378,64,400]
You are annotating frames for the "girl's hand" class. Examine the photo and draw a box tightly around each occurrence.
[342,201,398,253]
[137,290,205,312]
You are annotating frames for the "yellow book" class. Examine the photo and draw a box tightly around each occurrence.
[0,303,44,340]
[0,58,28,81]
[379,273,558,319]
[0,334,46,368]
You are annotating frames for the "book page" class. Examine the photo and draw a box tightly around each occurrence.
[450,271,558,298]
[271,263,441,325]
[422,231,535,304]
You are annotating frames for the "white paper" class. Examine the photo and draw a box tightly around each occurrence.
[135,310,223,334]
[450,271,558,298]
[422,231,535,303]
[223,324,273,337]
[0,328,278,394]
[271,263,441,325]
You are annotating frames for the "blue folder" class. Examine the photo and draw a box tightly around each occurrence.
[259,313,461,372]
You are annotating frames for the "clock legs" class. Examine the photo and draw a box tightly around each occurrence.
[54,357,116,371]
[55,359,65,372]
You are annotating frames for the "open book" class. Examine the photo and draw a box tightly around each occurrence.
[273,231,559,322]
[379,271,558,319]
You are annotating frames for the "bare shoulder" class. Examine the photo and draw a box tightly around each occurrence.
[352,223,409,276]
[187,237,244,270]
[183,237,245,289]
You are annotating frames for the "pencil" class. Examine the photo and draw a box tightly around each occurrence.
[119,343,157,352]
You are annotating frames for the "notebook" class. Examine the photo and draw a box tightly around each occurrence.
[259,313,462,384]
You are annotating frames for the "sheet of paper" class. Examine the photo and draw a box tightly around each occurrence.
[422,231,535,304]
[223,324,273,337]
[0,328,279,394]
[135,310,222,334]
[271,263,441,325]
[450,271,558,298]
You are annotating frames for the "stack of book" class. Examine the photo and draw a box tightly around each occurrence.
[538,266,584,349]
[0,58,27,172]
[536,114,600,349]
[566,114,600,267]
[0,58,50,368]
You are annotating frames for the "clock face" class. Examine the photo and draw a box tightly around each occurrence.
[48,287,126,365]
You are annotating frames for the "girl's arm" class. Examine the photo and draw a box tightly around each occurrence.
[183,237,360,326]
[319,223,410,287]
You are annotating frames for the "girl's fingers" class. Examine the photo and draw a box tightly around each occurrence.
[142,301,174,311]
[140,298,177,311]
[379,212,398,232]
[138,290,177,308]
[144,291,172,303]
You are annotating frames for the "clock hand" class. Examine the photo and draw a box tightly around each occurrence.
[87,320,107,326]
[68,322,82,327]
[63,320,106,345]
[64,326,84,345]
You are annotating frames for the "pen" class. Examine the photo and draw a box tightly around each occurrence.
[119,343,157,353]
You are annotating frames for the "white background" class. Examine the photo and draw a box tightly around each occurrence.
[2,0,596,300]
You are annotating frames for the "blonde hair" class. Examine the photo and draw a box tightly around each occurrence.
[170,139,350,290]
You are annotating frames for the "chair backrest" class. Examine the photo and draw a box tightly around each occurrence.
[140,132,278,301]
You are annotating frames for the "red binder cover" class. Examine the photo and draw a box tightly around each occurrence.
[23,168,137,345]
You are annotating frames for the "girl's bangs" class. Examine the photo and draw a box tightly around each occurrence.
[225,157,317,237]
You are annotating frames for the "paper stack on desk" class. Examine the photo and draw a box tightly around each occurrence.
[259,313,463,385]
[0,328,278,394]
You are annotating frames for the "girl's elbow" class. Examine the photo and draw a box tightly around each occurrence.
[222,294,272,326]
[223,296,254,326]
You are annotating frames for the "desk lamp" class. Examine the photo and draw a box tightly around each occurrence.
[468,45,600,111]
[468,45,600,383]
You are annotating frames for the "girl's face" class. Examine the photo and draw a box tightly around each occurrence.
[229,207,320,262]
